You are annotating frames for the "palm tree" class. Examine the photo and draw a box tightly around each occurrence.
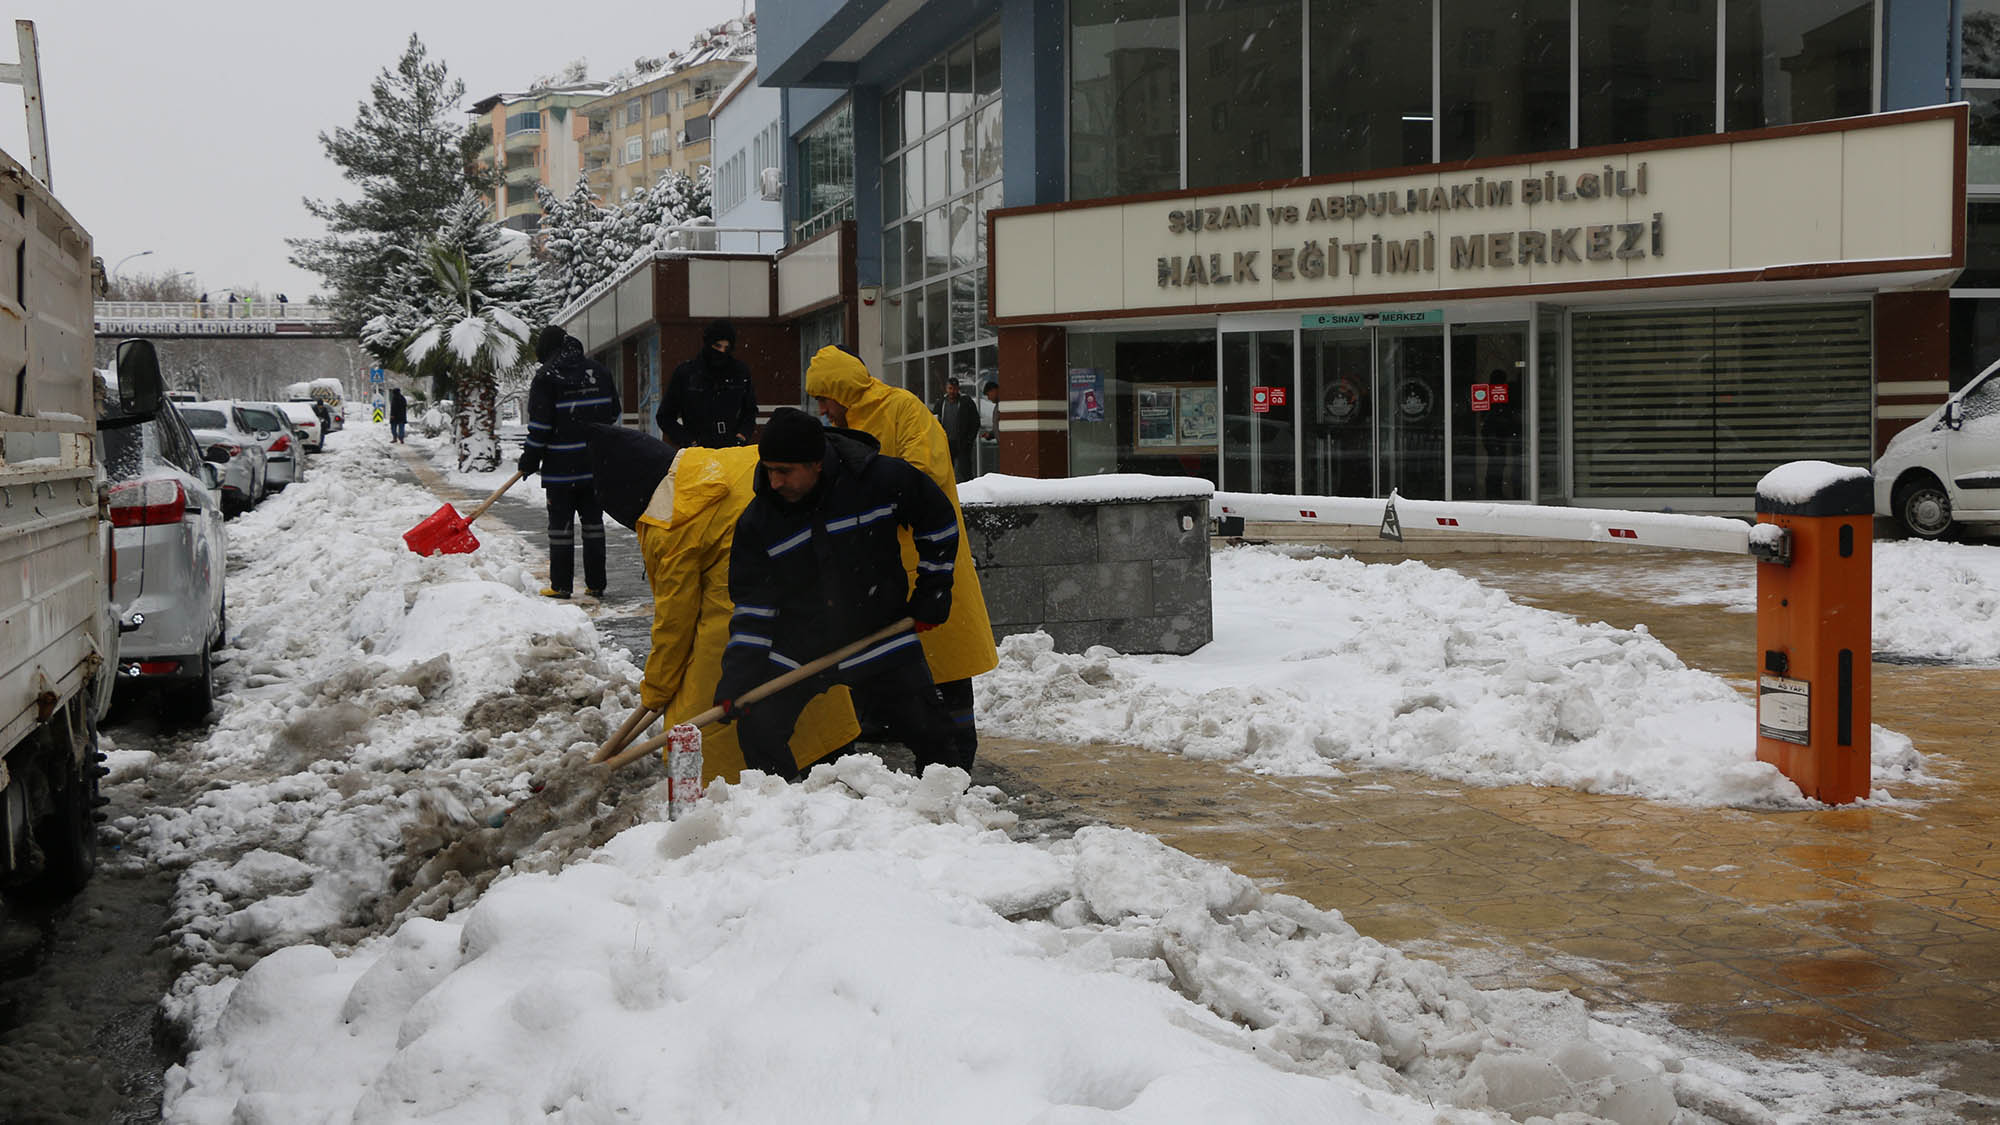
[362,194,546,471]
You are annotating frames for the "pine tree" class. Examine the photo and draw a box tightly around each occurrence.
[291,35,493,331]
[363,192,545,471]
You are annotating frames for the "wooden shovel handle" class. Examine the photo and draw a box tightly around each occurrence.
[464,471,524,524]
[593,706,661,764]
[600,617,917,773]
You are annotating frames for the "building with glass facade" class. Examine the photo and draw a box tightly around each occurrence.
[761,0,1972,513]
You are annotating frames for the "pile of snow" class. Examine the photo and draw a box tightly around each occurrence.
[163,758,1941,1123]
[978,547,1933,807]
[109,425,659,1025]
[1484,543,2000,665]
[961,473,1214,506]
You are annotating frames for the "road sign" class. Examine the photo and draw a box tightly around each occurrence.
[369,365,385,384]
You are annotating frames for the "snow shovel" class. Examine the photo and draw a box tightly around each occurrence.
[596,617,918,773]
[596,705,662,762]
[403,471,524,557]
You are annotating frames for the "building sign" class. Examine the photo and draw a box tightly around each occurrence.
[990,108,1963,323]
[1302,309,1442,329]
[94,319,281,336]
[1470,384,1492,412]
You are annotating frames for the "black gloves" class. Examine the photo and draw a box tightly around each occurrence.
[906,587,949,628]
[716,697,743,723]
[517,449,541,476]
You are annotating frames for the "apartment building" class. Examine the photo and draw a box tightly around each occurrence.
[469,83,609,233]
[581,35,751,203]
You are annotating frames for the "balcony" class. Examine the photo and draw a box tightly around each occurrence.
[580,130,611,157]
[503,127,542,153]
[504,162,540,186]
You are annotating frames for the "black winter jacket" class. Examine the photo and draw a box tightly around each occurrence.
[717,429,959,701]
[522,341,620,486]
[658,350,758,448]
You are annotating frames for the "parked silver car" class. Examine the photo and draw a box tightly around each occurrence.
[179,402,269,516]
[239,402,306,491]
[101,396,228,721]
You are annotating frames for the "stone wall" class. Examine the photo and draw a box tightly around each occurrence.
[962,495,1212,655]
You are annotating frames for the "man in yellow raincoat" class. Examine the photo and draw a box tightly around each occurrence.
[804,346,998,767]
[586,424,857,784]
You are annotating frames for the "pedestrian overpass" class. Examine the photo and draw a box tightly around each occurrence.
[92,301,369,403]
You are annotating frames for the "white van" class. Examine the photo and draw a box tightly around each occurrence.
[1874,356,2000,539]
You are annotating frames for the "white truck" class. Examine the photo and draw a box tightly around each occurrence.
[0,21,164,897]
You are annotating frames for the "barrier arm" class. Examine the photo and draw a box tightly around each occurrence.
[1215,490,1763,557]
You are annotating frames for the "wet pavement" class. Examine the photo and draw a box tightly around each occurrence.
[396,446,2000,1115]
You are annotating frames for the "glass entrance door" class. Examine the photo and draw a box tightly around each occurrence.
[1302,330,1373,496]
[1221,329,1298,493]
[1378,327,1446,499]
[1449,323,1529,501]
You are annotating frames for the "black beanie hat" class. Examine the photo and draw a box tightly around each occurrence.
[583,423,679,531]
[703,319,737,348]
[535,325,569,364]
[759,407,825,464]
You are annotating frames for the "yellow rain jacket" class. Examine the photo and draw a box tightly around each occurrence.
[637,445,857,783]
[803,346,999,684]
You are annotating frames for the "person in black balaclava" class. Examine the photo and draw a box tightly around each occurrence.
[657,319,758,448]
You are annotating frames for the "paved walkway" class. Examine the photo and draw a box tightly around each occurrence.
[392,446,2000,1114]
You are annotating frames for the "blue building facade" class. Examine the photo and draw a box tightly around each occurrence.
[761,0,1980,514]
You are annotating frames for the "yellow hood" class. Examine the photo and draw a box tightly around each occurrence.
[805,346,897,427]
[640,447,757,530]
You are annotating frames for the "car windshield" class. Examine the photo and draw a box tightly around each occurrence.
[180,408,227,429]
[240,408,283,432]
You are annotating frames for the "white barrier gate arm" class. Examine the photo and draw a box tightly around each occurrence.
[1214,490,1757,557]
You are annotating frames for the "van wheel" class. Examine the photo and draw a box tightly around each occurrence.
[13,709,98,900]
[1897,480,1955,540]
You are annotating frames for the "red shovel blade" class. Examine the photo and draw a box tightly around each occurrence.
[403,503,481,556]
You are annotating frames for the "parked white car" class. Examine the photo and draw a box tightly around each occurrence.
[238,401,306,491]
[273,400,324,452]
[101,393,228,721]
[179,402,269,516]
[1875,357,2000,540]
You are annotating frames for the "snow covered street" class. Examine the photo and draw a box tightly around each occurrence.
[66,425,1994,1122]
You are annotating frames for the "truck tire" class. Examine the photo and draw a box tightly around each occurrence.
[14,706,99,900]
[1896,478,1954,540]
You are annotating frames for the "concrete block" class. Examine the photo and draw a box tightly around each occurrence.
[1150,554,1211,613]
[1043,561,1153,620]
[965,504,1099,568]
[977,564,1048,627]
[1097,500,1210,563]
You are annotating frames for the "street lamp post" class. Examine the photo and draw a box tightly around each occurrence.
[110,249,153,295]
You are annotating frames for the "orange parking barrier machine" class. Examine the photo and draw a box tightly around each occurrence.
[1751,464,1873,805]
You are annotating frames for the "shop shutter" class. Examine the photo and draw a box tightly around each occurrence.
[1571,303,1871,499]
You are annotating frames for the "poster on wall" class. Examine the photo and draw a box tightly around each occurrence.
[1176,385,1219,445]
[1136,388,1177,446]
[1069,368,1106,421]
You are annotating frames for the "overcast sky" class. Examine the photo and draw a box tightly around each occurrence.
[2,0,744,303]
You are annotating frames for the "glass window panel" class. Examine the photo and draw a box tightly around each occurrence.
[1724,0,1874,131]
[903,291,926,355]
[901,218,925,287]
[974,269,988,335]
[883,223,903,290]
[904,147,925,216]
[976,183,1001,263]
[948,42,975,119]
[1578,0,1717,146]
[974,22,1003,100]
[1308,0,1433,175]
[950,200,977,269]
[949,120,970,196]
[904,84,926,141]
[924,59,949,134]
[924,133,947,207]
[1972,89,2000,184]
[882,93,902,157]
[1967,1,2000,78]
[975,101,1004,183]
[1187,0,1303,188]
[925,207,949,278]
[1962,201,2000,288]
[1440,0,1569,163]
[883,154,903,223]
[1070,0,1182,198]
[951,274,976,345]
[927,282,950,350]
[927,354,951,408]
[1951,298,2000,388]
